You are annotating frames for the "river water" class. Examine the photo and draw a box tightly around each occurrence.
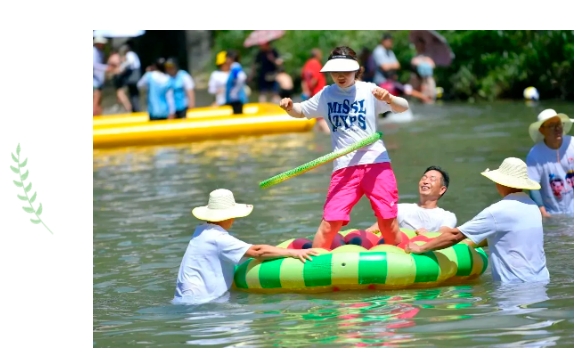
[93,100,574,347]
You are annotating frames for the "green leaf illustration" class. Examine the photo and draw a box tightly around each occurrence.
[10,143,53,235]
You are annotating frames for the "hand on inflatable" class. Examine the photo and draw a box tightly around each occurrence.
[405,242,424,254]
[280,98,293,111]
[288,248,319,263]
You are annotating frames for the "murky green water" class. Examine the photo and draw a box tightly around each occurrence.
[93,100,574,347]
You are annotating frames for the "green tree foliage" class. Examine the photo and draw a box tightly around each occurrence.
[209,30,573,101]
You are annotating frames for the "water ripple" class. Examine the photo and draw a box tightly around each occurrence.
[94,102,574,348]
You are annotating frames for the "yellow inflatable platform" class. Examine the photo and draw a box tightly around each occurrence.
[93,103,316,149]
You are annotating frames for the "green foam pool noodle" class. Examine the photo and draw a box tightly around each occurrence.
[259,131,383,189]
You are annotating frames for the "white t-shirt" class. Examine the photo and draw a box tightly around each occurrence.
[172,223,252,305]
[208,70,229,105]
[458,192,550,284]
[397,203,456,232]
[120,51,141,71]
[526,135,574,215]
[301,81,394,172]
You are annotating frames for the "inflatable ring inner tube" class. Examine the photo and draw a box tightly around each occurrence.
[234,228,488,293]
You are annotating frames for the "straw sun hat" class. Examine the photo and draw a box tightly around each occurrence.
[192,189,253,222]
[480,157,541,190]
[528,109,574,143]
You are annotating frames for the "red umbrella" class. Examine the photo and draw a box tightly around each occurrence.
[244,30,285,48]
[409,30,455,67]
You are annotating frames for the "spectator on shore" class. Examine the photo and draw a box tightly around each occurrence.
[208,51,231,107]
[250,42,283,104]
[93,36,110,115]
[301,48,329,133]
[225,50,248,115]
[165,57,196,119]
[276,67,294,99]
[137,58,175,121]
[113,43,142,113]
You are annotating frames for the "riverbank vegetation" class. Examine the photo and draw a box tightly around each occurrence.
[210,30,573,102]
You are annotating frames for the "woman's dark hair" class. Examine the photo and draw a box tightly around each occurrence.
[154,57,166,72]
[329,46,364,80]
[424,165,450,197]
[226,49,240,62]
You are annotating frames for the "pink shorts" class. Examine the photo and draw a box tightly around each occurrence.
[323,162,399,225]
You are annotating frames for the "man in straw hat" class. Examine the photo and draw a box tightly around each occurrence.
[526,109,574,217]
[173,189,317,304]
[406,158,550,284]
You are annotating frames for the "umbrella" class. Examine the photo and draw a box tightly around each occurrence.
[409,30,454,67]
[244,30,285,48]
[93,30,146,38]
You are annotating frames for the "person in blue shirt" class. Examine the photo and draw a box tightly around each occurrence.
[137,58,175,121]
[165,57,196,119]
[224,50,248,115]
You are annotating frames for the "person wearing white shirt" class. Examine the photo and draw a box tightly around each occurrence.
[208,51,230,106]
[93,36,110,115]
[406,157,550,285]
[279,46,410,249]
[113,43,142,113]
[526,109,574,217]
[172,189,317,305]
[366,165,456,235]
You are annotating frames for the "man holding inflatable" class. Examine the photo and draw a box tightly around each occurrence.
[405,157,550,284]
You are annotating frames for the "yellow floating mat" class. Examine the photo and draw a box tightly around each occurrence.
[93,112,316,149]
[93,103,283,128]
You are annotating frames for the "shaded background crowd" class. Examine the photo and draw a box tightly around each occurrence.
[93,30,574,117]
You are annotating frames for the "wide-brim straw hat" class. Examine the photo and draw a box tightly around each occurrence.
[529,108,573,143]
[192,189,253,222]
[480,157,541,190]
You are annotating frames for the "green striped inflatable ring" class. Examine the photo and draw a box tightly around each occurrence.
[233,228,488,293]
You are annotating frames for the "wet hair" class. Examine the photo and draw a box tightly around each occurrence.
[329,46,364,80]
[424,166,450,197]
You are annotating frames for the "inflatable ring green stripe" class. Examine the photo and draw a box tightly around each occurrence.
[259,131,384,189]
[233,229,489,293]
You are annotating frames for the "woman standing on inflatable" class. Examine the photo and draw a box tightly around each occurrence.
[279,46,410,249]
